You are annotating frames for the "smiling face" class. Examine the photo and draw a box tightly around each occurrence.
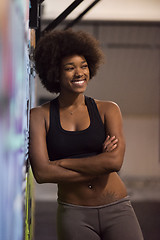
[59,55,90,94]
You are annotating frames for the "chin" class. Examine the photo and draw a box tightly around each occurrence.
[72,87,87,94]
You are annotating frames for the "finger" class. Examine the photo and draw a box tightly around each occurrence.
[108,138,118,149]
[104,135,110,143]
[106,136,116,145]
[103,135,110,149]
[103,136,117,149]
[107,143,118,152]
[105,144,117,152]
[109,136,116,142]
[111,138,118,145]
[104,138,118,152]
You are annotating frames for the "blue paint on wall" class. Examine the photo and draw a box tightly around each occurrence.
[0,1,34,239]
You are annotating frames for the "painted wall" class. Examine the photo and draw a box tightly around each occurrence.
[0,1,35,239]
[122,116,159,178]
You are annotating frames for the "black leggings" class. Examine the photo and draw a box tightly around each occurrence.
[57,196,144,240]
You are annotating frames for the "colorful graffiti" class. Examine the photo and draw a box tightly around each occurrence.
[0,1,34,239]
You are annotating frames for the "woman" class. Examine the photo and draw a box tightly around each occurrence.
[29,29,143,240]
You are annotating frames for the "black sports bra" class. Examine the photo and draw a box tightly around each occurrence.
[46,96,107,161]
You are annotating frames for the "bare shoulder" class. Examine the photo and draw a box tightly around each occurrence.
[95,99,124,137]
[30,102,50,122]
[95,99,121,115]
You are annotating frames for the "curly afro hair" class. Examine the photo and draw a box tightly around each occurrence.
[34,29,104,93]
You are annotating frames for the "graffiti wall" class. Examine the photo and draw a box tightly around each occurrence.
[0,0,35,239]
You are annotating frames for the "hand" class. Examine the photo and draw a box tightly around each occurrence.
[103,135,118,152]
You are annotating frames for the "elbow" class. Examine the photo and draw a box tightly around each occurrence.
[35,176,44,184]
[104,154,124,173]
[112,156,123,172]
[34,174,44,184]
[109,145,125,172]
[111,161,122,172]
[33,170,47,184]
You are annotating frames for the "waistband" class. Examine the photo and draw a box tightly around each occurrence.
[57,196,130,209]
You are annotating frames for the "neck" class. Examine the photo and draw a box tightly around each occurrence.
[58,93,85,108]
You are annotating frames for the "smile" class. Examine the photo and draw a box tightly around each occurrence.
[71,79,86,86]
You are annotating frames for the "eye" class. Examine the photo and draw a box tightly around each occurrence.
[64,66,75,71]
[81,64,88,69]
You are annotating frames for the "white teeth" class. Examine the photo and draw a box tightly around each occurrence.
[76,81,84,84]
[72,80,85,85]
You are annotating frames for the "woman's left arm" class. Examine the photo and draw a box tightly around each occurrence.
[55,101,125,175]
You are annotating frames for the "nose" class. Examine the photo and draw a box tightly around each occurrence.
[75,68,83,78]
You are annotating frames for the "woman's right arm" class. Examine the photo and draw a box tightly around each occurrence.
[29,107,92,184]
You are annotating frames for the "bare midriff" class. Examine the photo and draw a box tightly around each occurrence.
[57,172,127,206]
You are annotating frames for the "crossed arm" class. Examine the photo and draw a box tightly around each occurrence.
[29,101,125,184]
[54,135,120,175]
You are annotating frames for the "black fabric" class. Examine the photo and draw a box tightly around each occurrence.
[46,96,106,161]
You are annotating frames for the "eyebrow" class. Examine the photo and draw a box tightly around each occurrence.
[63,60,87,67]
